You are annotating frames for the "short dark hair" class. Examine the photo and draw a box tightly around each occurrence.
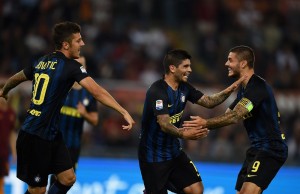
[52,21,81,50]
[163,49,191,74]
[229,45,255,68]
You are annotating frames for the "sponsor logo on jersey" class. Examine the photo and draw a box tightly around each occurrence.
[60,106,81,118]
[170,111,184,124]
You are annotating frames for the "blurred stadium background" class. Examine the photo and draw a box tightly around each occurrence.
[1,0,300,193]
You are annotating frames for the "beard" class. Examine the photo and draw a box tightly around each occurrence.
[228,69,240,78]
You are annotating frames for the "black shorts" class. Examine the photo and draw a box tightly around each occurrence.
[16,130,73,187]
[235,148,287,191]
[139,152,202,194]
[68,147,80,171]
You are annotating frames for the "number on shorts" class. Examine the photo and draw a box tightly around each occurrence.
[251,161,260,172]
[32,73,50,105]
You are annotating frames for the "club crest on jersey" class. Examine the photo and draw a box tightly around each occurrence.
[180,93,185,102]
[83,98,89,106]
[156,100,163,110]
[80,66,87,73]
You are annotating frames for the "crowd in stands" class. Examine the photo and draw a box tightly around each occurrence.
[0,0,299,165]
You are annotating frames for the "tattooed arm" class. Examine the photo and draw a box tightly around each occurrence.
[183,104,248,130]
[157,114,209,140]
[196,76,245,108]
[0,70,29,99]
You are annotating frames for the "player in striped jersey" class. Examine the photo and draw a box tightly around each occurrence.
[183,45,288,194]
[138,49,244,194]
[49,56,98,186]
[59,56,98,171]
[0,21,134,194]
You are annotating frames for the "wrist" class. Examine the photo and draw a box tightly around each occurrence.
[178,128,184,138]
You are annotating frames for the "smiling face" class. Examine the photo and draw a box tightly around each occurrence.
[64,33,85,59]
[173,59,192,82]
[225,52,241,78]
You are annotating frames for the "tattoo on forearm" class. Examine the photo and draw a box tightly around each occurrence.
[206,111,239,129]
[162,123,182,137]
[158,116,182,138]
[200,90,231,108]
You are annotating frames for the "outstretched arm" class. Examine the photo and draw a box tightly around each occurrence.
[79,77,135,130]
[0,70,29,99]
[183,103,249,130]
[196,76,245,108]
[157,114,209,140]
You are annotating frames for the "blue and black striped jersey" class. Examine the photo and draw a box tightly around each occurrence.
[229,74,288,160]
[138,79,203,162]
[22,51,89,140]
[59,88,97,148]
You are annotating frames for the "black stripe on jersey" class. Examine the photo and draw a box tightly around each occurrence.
[139,80,203,162]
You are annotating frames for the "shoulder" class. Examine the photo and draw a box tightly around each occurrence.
[146,79,168,97]
[65,58,82,69]
[180,82,194,89]
[148,79,166,91]
[253,74,266,84]
[249,74,269,90]
[246,74,272,98]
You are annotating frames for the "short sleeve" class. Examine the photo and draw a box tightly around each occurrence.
[68,60,89,83]
[243,83,266,108]
[185,83,204,103]
[149,84,169,116]
[23,63,34,80]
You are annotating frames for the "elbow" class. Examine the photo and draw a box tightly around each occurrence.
[91,117,99,126]
[93,120,99,126]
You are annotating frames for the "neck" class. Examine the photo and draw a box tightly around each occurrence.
[57,49,71,59]
[241,70,254,87]
[164,74,179,90]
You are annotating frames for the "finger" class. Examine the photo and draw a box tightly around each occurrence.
[183,120,198,124]
[122,125,131,130]
[182,127,192,130]
[189,116,199,120]
[182,122,198,127]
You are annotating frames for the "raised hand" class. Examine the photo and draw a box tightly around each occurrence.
[122,112,135,131]
[179,126,209,140]
[227,75,247,92]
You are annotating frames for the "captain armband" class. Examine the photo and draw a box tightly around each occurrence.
[238,97,253,112]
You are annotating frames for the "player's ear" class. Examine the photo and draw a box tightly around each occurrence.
[62,42,69,50]
[240,60,247,68]
[169,65,176,73]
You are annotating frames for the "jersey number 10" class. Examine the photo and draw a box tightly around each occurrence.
[32,73,50,105]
